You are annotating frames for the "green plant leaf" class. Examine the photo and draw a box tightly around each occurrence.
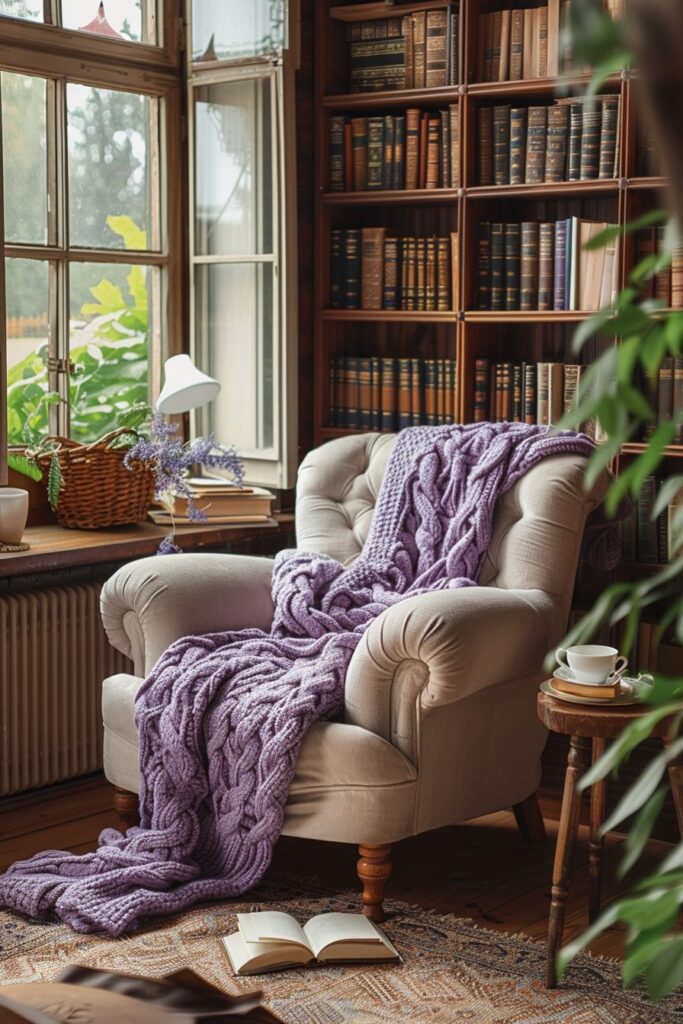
[599,736,683,836]
[578,703,683,790]
[619,787,667,878]
[557,903,620,978]
[6,453,42,482]
[645,935,683,1000]
[653,476,683,519]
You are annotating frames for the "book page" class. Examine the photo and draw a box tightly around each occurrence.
[237,911,310,950]
[222,933,310,976]
[303,913,384,958]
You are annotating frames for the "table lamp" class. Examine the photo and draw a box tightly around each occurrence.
[156,354,221,415]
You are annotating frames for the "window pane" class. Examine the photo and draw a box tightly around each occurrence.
[194,78,273,257]
[61,0,154,44]
[196,262,274,453]
[2,72,48,245]
[67,84,157,250]
[191,0,286,63]
[69,262,152,443]
[6,259,50,447]
[0,0,42,21]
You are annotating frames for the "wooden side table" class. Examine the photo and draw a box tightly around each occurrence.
[537,690,683,988]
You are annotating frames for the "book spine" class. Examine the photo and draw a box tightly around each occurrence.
[655,226,672,305]
[424,359,437,424]
[637,477,658,563]
[413,12,426,89]
[525,106,547,183]
[504,222,521,310]
[675,356,683,443]
[425,10,448,88]
[405,108,420,190]
[366,117,385,191]
[545,104,569,182]
[380,358,397,432]
[598,98,619,179]
[538,222,555,311]
[658,356,674,423]
[361,226,386,309]
[329,115,346,192]
[426,118,441,190]
[437,236,450,311]
[474,358,490,422]
[351,117,367,191]
[493,103,511,185]
[512,363,523,421]
[343,228,361,309]
[346,356,360,429]
[523,363,537,424]
[509,107,527,185]
[490,10,502,82]
[358,357,372,430]
[510,9,524,80]
[415,237,427,310]
[392,115,405,190]
[343,121,353,191]
[553,218,567,311]
[398,358,412,429]
[490,221,505,311]
[418,112,429,189]
[477,106,493,186]
[383,237,400,310]
[330,356,339,426]
[537,362,549,426]
[370,356,382,431]
[499,9,511,81]
[563,362,580,414]
[672,241,683,309]
[425,236,437,311]
[484,12,495,81]
[448,9,459,86]
[410,357,422,425]
[403,236,416,310]
[567,104,583,181]
[450,231,460,311]
[537,5,548,77]
[580,104,601,180]
[477,222,491,309]
[449,103,460,189]
[403,14,414,90]
[330,229,343,309]
[520,221,539,311]
[382,115,395,191]
[440,108,450,189]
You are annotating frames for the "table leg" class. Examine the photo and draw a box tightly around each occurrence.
[546,734,591,989]
[665,738,683,837]
[588,737,606,924]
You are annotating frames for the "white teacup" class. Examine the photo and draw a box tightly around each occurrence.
[555,644,628,684]
[0,487,28,545]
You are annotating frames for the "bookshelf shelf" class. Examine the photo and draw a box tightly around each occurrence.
[627,176,668,191]
[322,309,456,322]
[322,87,461,111]
[322,189,460,205]
[329,1,452,23]
[465,180,621,199]
[622,443,683,456]
[464,310,592,323]
[467,72,620,98]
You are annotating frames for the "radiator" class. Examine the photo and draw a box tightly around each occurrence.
[0,583,130,796]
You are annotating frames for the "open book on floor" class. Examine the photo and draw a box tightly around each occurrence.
[222,911,401,976]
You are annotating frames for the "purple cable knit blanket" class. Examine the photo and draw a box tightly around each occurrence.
[0,423,594,936]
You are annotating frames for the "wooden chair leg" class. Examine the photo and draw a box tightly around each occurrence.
[588,737,607,923]
[357,844,392,924]
[513,792,546,843]
[113,787,140,831]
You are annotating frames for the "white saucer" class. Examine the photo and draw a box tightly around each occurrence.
[541,676,652,707]
[554,664,625,687]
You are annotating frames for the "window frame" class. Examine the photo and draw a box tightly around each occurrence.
[0,0,184,484]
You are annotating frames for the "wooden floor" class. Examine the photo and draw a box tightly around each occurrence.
[0,774,672,959]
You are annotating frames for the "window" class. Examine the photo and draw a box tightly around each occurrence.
[188,0,298,489]
[0,0,182,480]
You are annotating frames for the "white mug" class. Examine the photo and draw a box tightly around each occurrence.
[0,488,28,545]
[555,644,628,684]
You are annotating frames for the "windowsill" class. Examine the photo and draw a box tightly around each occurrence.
[0,515,294,578]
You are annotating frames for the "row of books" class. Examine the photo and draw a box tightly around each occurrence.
[635,229,683,309]
[476,0,621,84]
[347,9,459,93]
[477,218,619,312]
[477,96,619,187]
[646,357,683,442]
[330,356,458,430]
[149,478,274,526]
[623,477,683,565]
[330,229,459,311]
[329,107,460,193]
[472,359,603,440]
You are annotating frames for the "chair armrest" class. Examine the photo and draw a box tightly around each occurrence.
[344,586,554,749]
[100,553,274,676]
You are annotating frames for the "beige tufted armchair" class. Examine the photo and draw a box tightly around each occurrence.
[100,433,607,921]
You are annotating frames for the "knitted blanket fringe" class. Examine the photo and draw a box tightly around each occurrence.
[0,423,594,936]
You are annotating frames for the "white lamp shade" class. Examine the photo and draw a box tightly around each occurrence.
[156,354,221,414]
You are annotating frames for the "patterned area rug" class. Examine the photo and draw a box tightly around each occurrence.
[0,875,680,1023]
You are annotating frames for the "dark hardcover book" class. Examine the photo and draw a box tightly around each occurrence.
[370,356,382,431]
[382,115,395,191]
[383,236,401,309]
[493,103,511,185]
[425,236,437,310]
[366,117,385,191]
[598,97,619,179]
[418,111,429,188]
[343,121,353,190]
[525,106,547,183]
[426,118,441,189]
[477,222,491,309]
[501,362,513,421]
[403,14,414,90]
[342,228,361,309]
[345,356,360,429]
[504,222,521,310]
[657,503,669,565]
[520,221,539,311]
[424,359,437,424]
[405,108,420,190]
[349,36,406,93]
[553,218,568,311]
[656,226,672,305]
[329,115,346,192]
[545,104,569,182]
[474,358,490,422]
[579,102,601,180]
[398,358,412,429]
[358,357,373,430]
[403,236,417,310]
[425,9,448,87]
[415,237,427,310]
[567,103,583,181]
[392,115,405,190]
[490,10,502,82]
[437,235,450,311]
[410,357,422,425]
[522,362,537,424]
[330,229,343,308]
[674,355,683,442]
[512,363,523,421]
[351,117,368,191]
[380,357,397,431]
[637,476,658,564]
[672,241,683,309]
[509,107,527,185]
[330,356,340,427]
[413,11,427,89]
[538,222,555,310]
[477,106,493,186]
[658,356,674,424]
[510,8,524,80]
[361,226,386,309]
[490,222,505,311]
[447,9,459,85]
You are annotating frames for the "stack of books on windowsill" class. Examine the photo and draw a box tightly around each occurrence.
[149,477,275,527]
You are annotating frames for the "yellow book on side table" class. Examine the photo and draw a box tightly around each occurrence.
[552,675,620,699]
[222,911,400,976]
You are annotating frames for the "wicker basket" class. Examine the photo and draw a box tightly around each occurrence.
[35,429,155,530]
